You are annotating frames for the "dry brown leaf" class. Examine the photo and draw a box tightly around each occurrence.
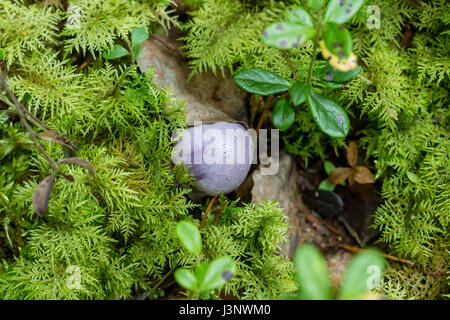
[58,157,96,177]
[33,174,55,216]
[347,141,358,167]
[39,130,76,151]
[353,166,375,184]
[329,167,354,185]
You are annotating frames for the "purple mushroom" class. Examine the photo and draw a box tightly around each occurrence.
[172,122,254,196]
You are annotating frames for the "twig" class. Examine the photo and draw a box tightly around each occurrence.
[255,108,269,133]
[211,201,227,226]
[76,54,93,73]
[307,22,323,85]
[199,194,217,230]
[337,243,449,277]
[0,70,74,181]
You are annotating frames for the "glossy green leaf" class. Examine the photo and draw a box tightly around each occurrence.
[0,48,4,60]
[132,43,142,61]
[324,0,364,24]
[199,257,235,293]
[337,249,386,300]
[306,0,324,10]
[176,221,202,254]
[174,268,198,291]
[307,91,350,138]
[294,244,333,300]
[261,22,315,49]
[318,179,336,191]
[286,6,313,27]
[323,22,352,59]
[317,64,361,88]
[273,99,295,131]
[290,82,311,106]
[233,68,291,96]
[131,27,149,46]
[103,44,129,60]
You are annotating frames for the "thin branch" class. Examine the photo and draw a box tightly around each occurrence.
[0,70,74,181]
[199,194,217,230]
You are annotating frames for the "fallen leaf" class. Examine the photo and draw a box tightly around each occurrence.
[347,141,358,167]
[329,167,353,185]
[353,166,375,184]
[57,157,96,177]
[33,174,55,216]
[39,130,76,151]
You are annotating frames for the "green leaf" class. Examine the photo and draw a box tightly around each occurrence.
[261,22,315,49]
[103,44,129,60]
[324,0,364,24]
[131,27,149,46]
[294,244,333,300]
[290,82,311,106]
[0,48,4,60]
[132,44,142,61]
[174,268,198,291]
[337,249,386,300]
[286,6,314,27]
[323,22,352,59]
[324,160,336,175]
[176,221,202,254]
[318,179,336,191]
[194,263,208,287]
[273,99,295,131]
[316,64,362,87]
[233,68,291,96]
[307,91,350,138]
[198,257,235,293]
[407,171,420,184]
[22,93,32,103]
[306,0,324,10]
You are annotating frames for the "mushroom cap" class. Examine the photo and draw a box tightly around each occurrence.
[173,122,254,196]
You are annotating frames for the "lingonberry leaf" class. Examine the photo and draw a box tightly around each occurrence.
[324,0,364,24]
[273,99,295,131]
[261,22,315,49]
[323,22,353,59]
[233,68,291,96]
[307,91,350,138]
[286,6,314,27]
[290,82,311,106]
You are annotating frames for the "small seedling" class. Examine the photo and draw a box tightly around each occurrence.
[174,221,236,299]
[103,27,149,62]
[291,244,385,300]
